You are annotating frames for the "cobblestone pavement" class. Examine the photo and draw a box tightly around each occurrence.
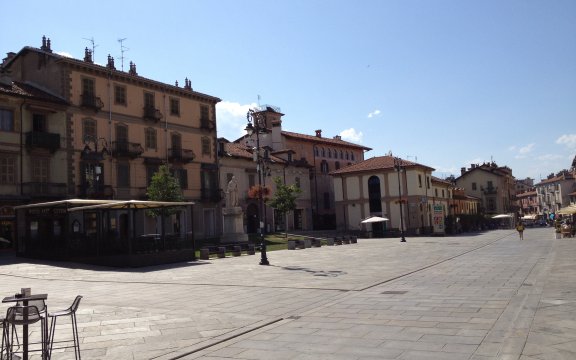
[0,227,574,359]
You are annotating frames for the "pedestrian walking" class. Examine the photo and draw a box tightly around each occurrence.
[516,222,525,240]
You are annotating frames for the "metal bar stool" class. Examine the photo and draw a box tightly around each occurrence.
[3,305,49,359]
[48,295,82,360]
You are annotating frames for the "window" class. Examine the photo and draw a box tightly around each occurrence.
[435,189,438,197]
[82,78,95,97]
[487,181,493,189]
[202,137,211,155]
[146,165,159,186]
[351,152,355,161]
[368,176,382,213]
[321,148,325,157]
[328,149,332,158]
[0,109,14,131]
[287,153,292,162]
[472,182,477,191]
[113,85,126,105]
[248,174,255,188]
[0,155,16,183]
[145,128,157,150]
[170,97,180,116]
[323,192,331,210]
[320,160,329,174]
[442,189,445,198]
[32,114,47,132]
[314,147,319,157]
[83,118,96,139]
[340,150,343,159]
[200,105,210,128]
[32,158,49,182]
[345,151,349,160]
[335,161,340,170]
[172,168,188,189]
[418,174,422,188]
[117,163,130,187]
[144,92,155,109]
[295,177,301,188]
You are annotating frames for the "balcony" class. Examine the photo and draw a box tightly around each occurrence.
[81,94,104,111]
[201,188,222,203]
[111,141,144,159]
[481,186,498,195]
[143,106,163,122]
[168,148,195,163]
[25,131,60,152]
[22,182,67,197]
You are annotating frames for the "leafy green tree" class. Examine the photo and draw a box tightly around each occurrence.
[146,164,183,217]
[266,176,302,237]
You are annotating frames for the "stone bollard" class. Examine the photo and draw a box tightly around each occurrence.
[217,246,226,258]
[304,239,312,248]
[327,238,335,246]
[247,244,256,255]
[351,236,358,244]
[287,240,296,250]
[200,248,209,260]
[232,245,241,257]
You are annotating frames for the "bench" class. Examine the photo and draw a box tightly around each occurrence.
[199,243,255,259]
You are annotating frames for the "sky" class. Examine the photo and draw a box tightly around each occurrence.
[2,0,575,182]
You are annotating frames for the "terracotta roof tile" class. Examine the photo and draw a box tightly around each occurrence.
[330,155,434,175]
[0,81,68,105]
[282,131,372,150]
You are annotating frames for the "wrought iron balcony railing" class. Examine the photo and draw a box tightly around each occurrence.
[168,148,195,163]
[111,141,144,158]
[143,106,163,122]
[25,131,60,152]
[81,94,104,111]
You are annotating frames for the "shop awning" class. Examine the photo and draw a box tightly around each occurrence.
[521,214,537,220]
[67,200,195,212]
[14,199,122,209]
[557,205,576,215]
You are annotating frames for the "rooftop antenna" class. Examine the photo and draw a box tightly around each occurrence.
[82,37,98,60]
[118,38,129,71]
[257,94,261,107]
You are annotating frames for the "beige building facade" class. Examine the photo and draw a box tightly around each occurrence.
[331,155,447,235]
[3,37,221,241]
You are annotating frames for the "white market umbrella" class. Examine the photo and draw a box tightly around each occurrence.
[492,214,513,219]
[361,216,390,224]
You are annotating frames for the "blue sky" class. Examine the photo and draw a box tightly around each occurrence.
[2,0,575,181]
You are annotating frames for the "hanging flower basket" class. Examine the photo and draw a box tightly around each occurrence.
[248,185,271,200]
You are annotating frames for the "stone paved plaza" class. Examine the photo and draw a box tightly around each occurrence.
[1,227,575,359]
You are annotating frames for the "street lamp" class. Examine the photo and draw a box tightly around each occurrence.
[245,109,270,265]
[394,157,407,242]
[82,135,108,197]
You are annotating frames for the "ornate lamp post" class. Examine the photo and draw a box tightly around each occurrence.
[394,156,407,242]
[245,109,270,265]
[81,135,108,197]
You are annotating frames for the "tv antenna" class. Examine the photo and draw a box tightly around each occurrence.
[118,38,129,71]
[82,37,98,60]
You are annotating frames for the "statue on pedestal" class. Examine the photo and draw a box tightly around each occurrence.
[226,176,238,208]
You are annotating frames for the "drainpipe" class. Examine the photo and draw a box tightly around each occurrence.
[19,100,26,196]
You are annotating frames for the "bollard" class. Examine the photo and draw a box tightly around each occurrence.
[217,246,226,258]
[200,248,209,260]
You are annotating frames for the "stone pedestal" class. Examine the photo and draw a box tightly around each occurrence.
[221,207,248,243]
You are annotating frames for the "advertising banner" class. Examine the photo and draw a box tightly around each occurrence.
[433,204,445,234]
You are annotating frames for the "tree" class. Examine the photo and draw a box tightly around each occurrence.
[266,176,302,237]
[146,164,183,217]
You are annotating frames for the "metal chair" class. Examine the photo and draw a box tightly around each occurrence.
[48,295,82,360]
[3,305,49,359]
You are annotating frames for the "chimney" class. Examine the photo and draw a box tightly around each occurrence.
[106,54,116,70]
[129,61,138,76]
[175,80,179,87]
[333,135,341,140]
[184,77,192,90]
[315,129,322,138]
[461,167,466,175]
[83,48,93,63]
[2,52,16,66]
[0,69,12,86]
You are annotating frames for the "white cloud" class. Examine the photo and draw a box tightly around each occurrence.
[556,134,576,149]
[340,128,363,143]
[518,143,535,154]
[216,101,257,141]
[367,110,381,118]
[509,143,535,159]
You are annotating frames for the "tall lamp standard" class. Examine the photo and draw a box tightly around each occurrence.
[245,109,270,265]
[394,157,407,242]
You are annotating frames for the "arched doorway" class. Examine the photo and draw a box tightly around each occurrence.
[246,203,259,234]
[368,176,384,237]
